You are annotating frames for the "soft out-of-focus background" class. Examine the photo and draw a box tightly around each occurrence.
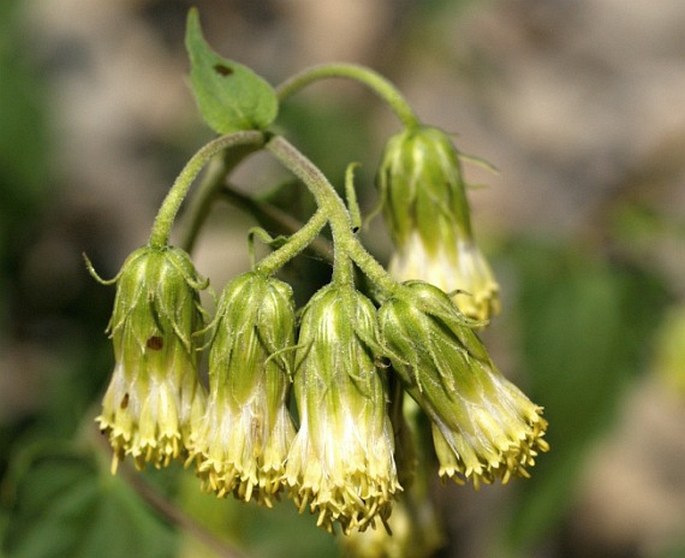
[1,1,684,557]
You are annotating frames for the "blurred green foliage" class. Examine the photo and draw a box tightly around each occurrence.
[501,240,670,555]
[0,0,51,324]
[179,474,338,558]
[4,450,177,558]
[0,0,51,483]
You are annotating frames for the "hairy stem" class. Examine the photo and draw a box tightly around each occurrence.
[255,208,329,275]
[266,135,354,285]
[220,185,333,263]
[266,135,398,295]
[149,130,265,249]
[180,143,263,253]
[276,63,419,129]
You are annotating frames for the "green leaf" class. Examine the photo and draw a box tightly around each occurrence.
[3,452,177,558]
[185,7,278,134]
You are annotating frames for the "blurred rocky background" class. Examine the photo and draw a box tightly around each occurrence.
[1,1,684,557]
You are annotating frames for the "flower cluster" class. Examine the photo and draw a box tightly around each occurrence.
[285,285,399,533]
[92,47,549,545]
[379,281,548,488]
[96,253,547,534]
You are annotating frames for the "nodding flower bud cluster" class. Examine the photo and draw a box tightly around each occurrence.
[93,96,548,542]
[377,126,500,322]
[95,245,546,534]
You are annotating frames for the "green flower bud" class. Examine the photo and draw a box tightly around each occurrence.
[285,285,400,534]
[378,281,548,488]
[96,245,208,473]
[188,272,296,507]
[377,126,500,321]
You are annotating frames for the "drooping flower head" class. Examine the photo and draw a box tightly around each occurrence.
[378,281,548,488]
[377,125,500,321]
[188,272,296,507]
[286,285,400,534]
[95,245,207,473]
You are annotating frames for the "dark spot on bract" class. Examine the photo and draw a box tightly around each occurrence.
[146,336,164,350]
[214,64,233,76]
[121,392,130,409]
[352,226,360,233]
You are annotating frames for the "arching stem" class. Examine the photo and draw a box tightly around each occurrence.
[266,135,399,296]
[276,63,419,130]
[149,130,265,249]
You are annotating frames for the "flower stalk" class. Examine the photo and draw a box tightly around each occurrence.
[276,63,419,129]
[149,130,265,249]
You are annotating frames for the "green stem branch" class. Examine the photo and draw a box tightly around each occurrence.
[149,130,265,249]
[266,135,398,294]
[266,135,354,285]
[179,142,263,253]
[276,63,419,129]
[220,185,333,263]
[348,239,398,296]
[255,208,329,276]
